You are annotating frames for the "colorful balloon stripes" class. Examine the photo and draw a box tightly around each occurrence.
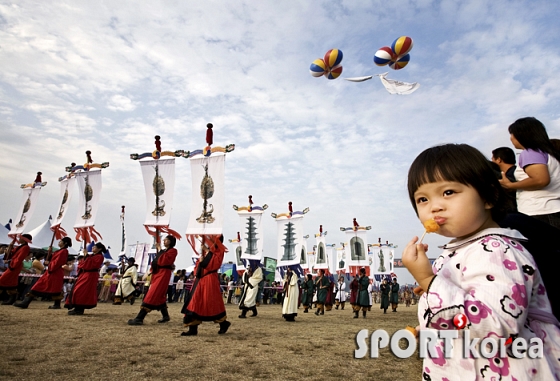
[309,49,343,80]
[374,36,413,70]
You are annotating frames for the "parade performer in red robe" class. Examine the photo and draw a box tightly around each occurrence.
[0,234,32,305]
[128,235,177,325]
[14,237,72,309]
[349,273,359,315]
[65,242,105,315]
[181,235,231,336]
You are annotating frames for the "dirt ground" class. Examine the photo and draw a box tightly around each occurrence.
[0,300,422,381]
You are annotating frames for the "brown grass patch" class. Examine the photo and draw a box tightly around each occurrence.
[0,301,422,380]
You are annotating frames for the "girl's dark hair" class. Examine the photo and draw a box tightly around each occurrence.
[165,235,176,248]
[508,117,560,163]
[61,237,72,248]
[94,242,107,253]
[407,144,507,222]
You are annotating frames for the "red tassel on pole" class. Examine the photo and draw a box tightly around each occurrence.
[155,135,161,152]
[206,123,213,146]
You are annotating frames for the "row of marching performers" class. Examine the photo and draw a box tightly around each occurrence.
[0,234,231,336]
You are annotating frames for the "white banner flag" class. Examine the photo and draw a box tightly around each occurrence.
[299,236,308,269]
[186,153,225,235]
[9,186,44,236]
[238,211,264,261]
[345,229,369,267]
[371,246,393,275]
[231,241,246,271]
[314,235,328,269]
[74,170,102,228]
[52,177,75,227]
[275,215,304,267]
[140,158,176,226]
[336,247,348,273]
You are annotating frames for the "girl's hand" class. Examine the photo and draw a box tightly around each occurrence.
[402,236,434,292]
[498,172,513,189]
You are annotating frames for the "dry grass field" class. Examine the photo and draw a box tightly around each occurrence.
[0,300,422,381]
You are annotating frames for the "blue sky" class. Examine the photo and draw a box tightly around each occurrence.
[2,1,560,284]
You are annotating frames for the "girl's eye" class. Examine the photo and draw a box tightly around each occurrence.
[416,196,427,204]
[443,190,455,196]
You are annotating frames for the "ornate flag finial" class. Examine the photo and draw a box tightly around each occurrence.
[155,135,161,152]
[86,150,92,164]
[319,224,323,233]
[34,172,42,183]
[237,232,241,241]
[288,201,293,216]
[353,218,358,228]
[378,237,381,243]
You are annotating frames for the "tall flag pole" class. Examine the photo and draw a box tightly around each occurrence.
[119,205,127,256]
[339,218,371,276]
[130,135,184,244]
[271,201,309,277]
[185,123,235,254]
[6,172,47,259]
[72,150,109,244]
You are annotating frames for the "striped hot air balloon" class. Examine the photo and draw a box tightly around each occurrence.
[373,46,395,66]
[388,54,410,70]
[309,59,327,77]
[323,49,343,70]
[391,36,413,58]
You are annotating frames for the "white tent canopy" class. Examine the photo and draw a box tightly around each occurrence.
[26,217,78,255]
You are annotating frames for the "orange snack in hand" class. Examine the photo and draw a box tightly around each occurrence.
[423,219,440,233]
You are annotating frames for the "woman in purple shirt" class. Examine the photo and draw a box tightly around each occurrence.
[500,117,560,228]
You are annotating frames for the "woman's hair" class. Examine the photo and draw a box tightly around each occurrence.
[407,144,507,222]
[165,235,176,248]
[60,237,72,248]
[508,117,560,162]
[94,242,106,253]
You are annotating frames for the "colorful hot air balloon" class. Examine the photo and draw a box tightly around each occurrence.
[310,59,327,77]
[323,49,343,69]
[326,65,343,80]
[391,36,413,58]
[373,46,395,66]
[389,54,410,70]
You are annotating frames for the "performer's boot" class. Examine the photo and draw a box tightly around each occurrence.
[112,297,122,305]
[314,308,320,316]
[157,306,170,323]
[2,293,17,305]
[238,308,247,318]
[218,320,231,335]
[129,296,135,306]
[49,300,61,309]
[320,307,324,315]
[353,310,359,319]
[303,306,309,313]
[341,302,345,310]
[14,295,34,309]
[335,303,339,310]
[68,307,84,315]
[384,308,387,314]
[250,306,257,317]
[362,310,367,319]
[128,308,148,325]
[181,325,198,336]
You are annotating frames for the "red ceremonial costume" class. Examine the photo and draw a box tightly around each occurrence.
[183,241,226,321]
[0,244,30,291]
[65,252,104,310]
[30,248,69,299]
[349,277,359,305]
[142,247,177,310]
